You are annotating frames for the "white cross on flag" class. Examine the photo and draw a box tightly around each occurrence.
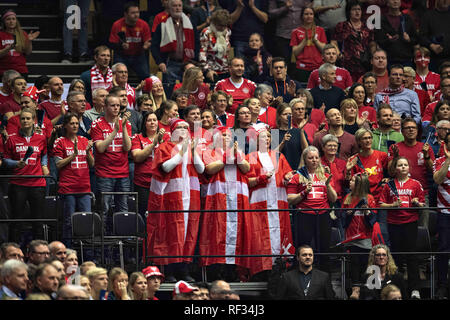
[308,187,324,199]
[71,156,87,169]
[108,138,123,152]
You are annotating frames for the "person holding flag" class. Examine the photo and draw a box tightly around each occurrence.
[245,127,295,279]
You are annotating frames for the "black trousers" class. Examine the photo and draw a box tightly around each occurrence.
[388,221,420,291]
[295,212,332,272]
[8,184,46,242]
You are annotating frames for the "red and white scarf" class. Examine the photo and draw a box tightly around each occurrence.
[380,85,404,104]
[90,65,113,92]
[160,13,195,61]
[125,83,136,110]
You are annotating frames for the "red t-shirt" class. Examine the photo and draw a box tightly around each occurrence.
[422,100,438,122]
[343,194,377,241]
[0,31,28,74]
[387,141,435,192]
[6,113,53,140]
[321,155,346,201]
[350,150,388,201]
[287,172,334,215]
[307,67,353,90]
[90,117,132,178]
[0,97,20,115]
[358,72,390,93]
[4,132,47,187]
[214,78,256,114]
[173,82,210,110]
[0,91,11,105]
[38,100,67,120]
[53,136,92,194]
[379,178,424,224]
[359,105,378,127]
[109,18,151,56]
[290,26,327,71]
[414,71,440,97]
[258,107,277,129]
[131,134,155,188]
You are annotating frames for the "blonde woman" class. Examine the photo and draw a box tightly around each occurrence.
[127,272,148,300]
[359,244,406,300]
[287,146,337,272]
[106,267,130,300]
[175,66,210,109]
[340,98,367,135]
[0,9,39,78]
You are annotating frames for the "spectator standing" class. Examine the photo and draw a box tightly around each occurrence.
[109,2,151,81]
[198,9,232,83]
[111,63,138,110]
[53,113,94,247]
[379,156,424,299]
[307,43,353,91]
[374,64,421,124]
[147,118,204,282]
[375,0,419,67]
[433,132,450,299]
[84,88,108,122]
[243,33,271,83]
[38,77,66,126]
[214,57,256,113]
[290,6,327,82]
[211,91,234,127]
[313,0,346,38]
[309,63,346,113]
[62,0,90,63]
[403,66,430,117]
[90,95,132,222]
[219,0,269,59]
[275,245,336,299]
[357,49,390,93]
[0,9,39,79]
[151,0,199,88]
[419,0,450,72]
[0,75,26,119]
[0,70,20,105]
[80,46,113,105]
[175,66,210,109]
[414,47,441,100]
[3,107,49,243]
[331,0,376,82]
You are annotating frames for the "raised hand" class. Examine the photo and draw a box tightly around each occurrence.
[28,30,40,41]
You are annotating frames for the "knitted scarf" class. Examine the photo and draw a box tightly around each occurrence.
[90,65,113,92]
[160,13,195,61]
[380,85,405,104]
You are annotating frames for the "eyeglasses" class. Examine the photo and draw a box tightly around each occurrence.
[438,127,450,131]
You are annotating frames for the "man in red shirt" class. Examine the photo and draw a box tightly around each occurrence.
[214,57,256,114]
[152,0,170,33]
[388,117,435,228]
[0,70,19,105]
[307,44,353,91]
[358,49,390,93]
[38,77,65,125]
[90,94,132,218]
[109,2,151,81]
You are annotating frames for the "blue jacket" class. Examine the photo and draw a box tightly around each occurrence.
[374,88,421,124]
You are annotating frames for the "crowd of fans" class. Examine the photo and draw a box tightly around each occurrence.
[0,0,449,300]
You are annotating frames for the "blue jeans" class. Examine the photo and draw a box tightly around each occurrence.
[163,60,184,87]
[96,176,130,214]
[114,52,150,81]
[61,194,92,247]
[231,40,248,58]
[63,0,90,56]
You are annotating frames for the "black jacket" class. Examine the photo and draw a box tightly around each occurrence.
[276,268,336,300]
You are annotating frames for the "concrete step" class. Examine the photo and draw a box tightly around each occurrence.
[32,38,63,51]
[27,50,61,63]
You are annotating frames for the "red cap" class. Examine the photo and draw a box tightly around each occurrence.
[142,266,164,281]
[172,280,198,297]
[22,86,45,102]
[169,118,188,133]
[142,76,162,93]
